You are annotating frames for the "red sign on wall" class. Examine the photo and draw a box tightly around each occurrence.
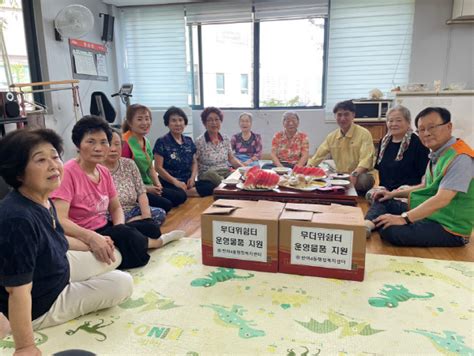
[69,39,107,53]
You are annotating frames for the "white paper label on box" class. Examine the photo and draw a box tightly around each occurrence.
[212,221,267,262]
[290,226,353,270]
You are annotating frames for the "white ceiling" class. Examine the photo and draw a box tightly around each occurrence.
[102,0,206,6]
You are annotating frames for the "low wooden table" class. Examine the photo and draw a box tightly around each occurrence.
[213,171,358,206]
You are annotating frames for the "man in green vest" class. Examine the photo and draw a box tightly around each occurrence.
[371,107,473,247]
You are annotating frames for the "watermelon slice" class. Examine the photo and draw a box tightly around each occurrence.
[291,166,326,177]
[242,168,279,189]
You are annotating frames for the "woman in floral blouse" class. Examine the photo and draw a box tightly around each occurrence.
[267,111,309,168]
[104,129,166,226]
[231,112,262,167]
[195,107,243,194]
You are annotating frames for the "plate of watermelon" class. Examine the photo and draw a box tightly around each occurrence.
[237,166,280,191]
[291,166,327,180]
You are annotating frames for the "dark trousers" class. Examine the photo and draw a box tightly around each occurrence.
[146,191,173,212]
[195,180,217,197]
[366,199,467,247]
[159,177,216,198]
[160,179,188,205]
[96,222,152,269]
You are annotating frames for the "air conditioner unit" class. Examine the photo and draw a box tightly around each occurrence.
[447,0,474,24]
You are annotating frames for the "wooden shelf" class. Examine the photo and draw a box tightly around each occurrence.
[356,120,387,146]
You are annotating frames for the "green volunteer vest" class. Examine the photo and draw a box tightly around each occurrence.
[409,139,474,237]
[124,132,154,185]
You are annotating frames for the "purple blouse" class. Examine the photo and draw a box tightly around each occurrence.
[230,131,262,159]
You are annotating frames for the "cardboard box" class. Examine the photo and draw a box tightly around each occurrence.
[201,199,285,273]
[279,203,366,281]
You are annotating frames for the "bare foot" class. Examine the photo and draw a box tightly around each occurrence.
[0,312,11,338]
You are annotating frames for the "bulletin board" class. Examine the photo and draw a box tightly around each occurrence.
[69,39,108,81]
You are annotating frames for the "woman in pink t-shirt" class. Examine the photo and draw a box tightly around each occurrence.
[52,116,184,269]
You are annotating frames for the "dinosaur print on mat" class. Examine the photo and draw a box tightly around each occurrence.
[201,304,265,338]
[119,290,179,311]
[1,332,48,349]
[370,259,472,291]
[296,310,384,338]
[406,329,474,355]
[447,263,474,278]
[167,251,198,268]
[286,346,321,356]
[191,267,254,287]
[270,286,312,309]
[65,319,114,342]
[369,284,434,308]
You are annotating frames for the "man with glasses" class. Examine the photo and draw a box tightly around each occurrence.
[308,100,375,195]
[371,107,473,247]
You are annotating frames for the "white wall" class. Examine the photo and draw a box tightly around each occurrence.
[192,109,338,156]
[35,0,120,159]
[409,0,474,89]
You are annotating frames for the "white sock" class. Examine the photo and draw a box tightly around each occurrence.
[364,220,375,239]
[159,230,185,246]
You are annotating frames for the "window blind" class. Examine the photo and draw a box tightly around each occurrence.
[254,0,328,21]
[120,5,187,108]
[326,0,415,113]
[185,1,252,25]
[185,0,328,25]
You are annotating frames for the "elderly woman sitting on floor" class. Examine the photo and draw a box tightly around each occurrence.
[103,128,167,226]
[264,111,309,169]
[51,116,184,271]
[195,106,243,195]
[0,128,133,354]
[231,112,263,167]
[364,105,430,237]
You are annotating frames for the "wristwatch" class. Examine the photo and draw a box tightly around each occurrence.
[401,212,412,225]
[351,171,359,177]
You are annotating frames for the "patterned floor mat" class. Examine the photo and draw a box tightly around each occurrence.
[1,238,473,355]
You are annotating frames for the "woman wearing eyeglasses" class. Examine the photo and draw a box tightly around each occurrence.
[195,107,243,196]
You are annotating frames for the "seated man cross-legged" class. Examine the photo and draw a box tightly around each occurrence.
[368,107,473,247]
[308,100,375,195]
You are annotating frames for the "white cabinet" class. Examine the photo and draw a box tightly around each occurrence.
[395,91,474,147]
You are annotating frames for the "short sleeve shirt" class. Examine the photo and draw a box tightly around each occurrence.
[196,132,232,176]
[272,131,309,165]
[0,191,69,320]
[231,132,263,159]
[110,158,146,213]
[430,137,474,193]
[51,160,117,231]
[153,133,196,183]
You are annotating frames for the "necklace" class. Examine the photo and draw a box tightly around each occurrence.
[48,205,57,229]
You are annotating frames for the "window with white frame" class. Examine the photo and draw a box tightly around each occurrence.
[118,0,414,112]
[186,0,328,109]
[0,1,32,89]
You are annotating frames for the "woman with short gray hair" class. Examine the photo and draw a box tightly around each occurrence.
[364,105,430,237]
[266,111,309,168]
[231,112,263,167]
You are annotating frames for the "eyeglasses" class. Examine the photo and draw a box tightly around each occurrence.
[416,122,449,135]
[206,118,221,123]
